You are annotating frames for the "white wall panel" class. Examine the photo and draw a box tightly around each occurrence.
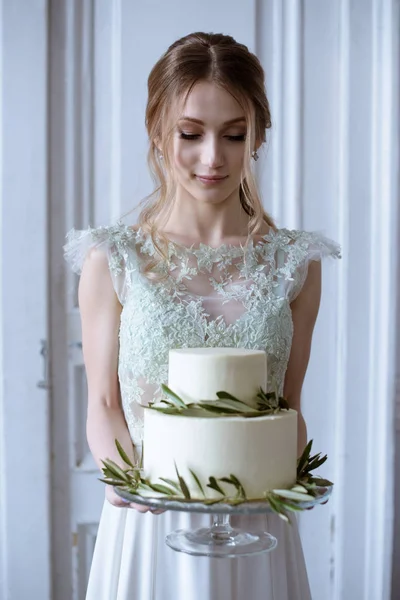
[0,1,51,598]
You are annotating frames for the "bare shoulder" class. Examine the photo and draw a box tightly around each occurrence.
[290,260,322,326]
[79,247,121,313]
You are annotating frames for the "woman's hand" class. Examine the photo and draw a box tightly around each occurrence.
[105,486,165,514]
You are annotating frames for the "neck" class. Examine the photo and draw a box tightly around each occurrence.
[162,186,251,246]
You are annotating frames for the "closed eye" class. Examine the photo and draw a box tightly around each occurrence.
[180,133,201,140]
[226,135,246,142]
[179,133,246,142]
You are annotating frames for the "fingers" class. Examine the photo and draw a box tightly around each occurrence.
[106,491,163,514]
[128,503,165,515]
[129,502,150,513]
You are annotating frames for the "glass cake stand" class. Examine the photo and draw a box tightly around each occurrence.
[115,485,332,558]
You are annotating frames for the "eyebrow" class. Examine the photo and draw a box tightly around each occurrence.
[178,116,246,126]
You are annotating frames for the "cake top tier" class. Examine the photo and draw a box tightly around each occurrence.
[168,347,267,407]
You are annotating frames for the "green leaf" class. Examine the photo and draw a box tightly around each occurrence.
[309,477,333,487]
[159,477,181,492]
[161,384,187,408]
[307,454,328,471]
[101,459,130,483]
[174,462,191,499]
[275,499,304,512]
[272,489,314,502]
[291,484,309,494]
[207,476,226,496]
[299,481,318,493]
[214,399,256,413]
[115,439,135,469]
[215,390,242,401]
[266,494,290,523]
[196,403,242,415]
[189,469,206,497]
[228,498,245,506]
[219,477,241,497]
[217,480,246,500]
[98,477,128,486]
[215,392,251,407]
[148,406,183,415]
[297,440,313,476]
[228,474,247,499]
[145,483,176,495]
[219,477,235,485]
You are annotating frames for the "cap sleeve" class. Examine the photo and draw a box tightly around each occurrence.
[276,229,341,303]
[63,223,136,305]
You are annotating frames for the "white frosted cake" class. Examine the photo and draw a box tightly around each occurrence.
[143,348,298,500]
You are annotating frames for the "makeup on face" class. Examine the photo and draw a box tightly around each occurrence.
[171,81,250,204]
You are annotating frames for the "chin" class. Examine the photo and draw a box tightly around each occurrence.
[190,191,232,205]
[186,183,235,203]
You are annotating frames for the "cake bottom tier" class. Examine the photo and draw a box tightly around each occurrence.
[143,409,298,500]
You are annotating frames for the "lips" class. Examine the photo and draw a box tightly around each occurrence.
[196,175,227,180]
[195,175,228,183]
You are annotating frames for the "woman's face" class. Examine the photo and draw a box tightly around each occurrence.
[170,81,248,206]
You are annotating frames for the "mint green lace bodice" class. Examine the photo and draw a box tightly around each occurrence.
[64,224,340,448]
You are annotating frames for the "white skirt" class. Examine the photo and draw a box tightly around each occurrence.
[86,500,311,600]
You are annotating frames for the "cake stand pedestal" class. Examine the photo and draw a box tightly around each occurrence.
[115,485,332,558]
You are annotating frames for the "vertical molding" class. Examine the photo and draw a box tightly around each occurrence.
[367,0,398,592]
[91,0,122,225]
[281,0,303,229]
[49,0,74,597]
[77,0,95,228]
[73,365,88,468]
[265,0,302,229]
[0,0,5,594]
[270,0,284,223]
[397,376,400,433]
[366,1,398,599]
[332,0,350,597]
[110,0,122,222]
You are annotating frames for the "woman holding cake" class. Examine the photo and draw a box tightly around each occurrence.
[65,32,340,600]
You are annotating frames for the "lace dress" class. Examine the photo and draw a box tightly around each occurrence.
[64,223,341,600]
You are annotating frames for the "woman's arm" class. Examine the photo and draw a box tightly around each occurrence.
[283,260,322,456]
[79,248,160,512]
[78,248,135,472]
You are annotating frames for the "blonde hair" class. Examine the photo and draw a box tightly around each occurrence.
[135,32,275,273]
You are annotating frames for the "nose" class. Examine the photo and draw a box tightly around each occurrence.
[200,136,224,169]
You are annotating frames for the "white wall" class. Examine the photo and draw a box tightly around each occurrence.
[0,1,51,599]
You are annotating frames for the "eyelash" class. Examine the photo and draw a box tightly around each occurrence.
[179,133,246,142]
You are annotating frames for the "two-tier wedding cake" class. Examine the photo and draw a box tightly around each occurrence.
[143,348,298,500]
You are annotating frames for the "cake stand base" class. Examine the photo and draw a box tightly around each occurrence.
[165,514,278,558]
[115,485,333,558]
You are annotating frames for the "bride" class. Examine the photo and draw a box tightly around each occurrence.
[65,31,340,600]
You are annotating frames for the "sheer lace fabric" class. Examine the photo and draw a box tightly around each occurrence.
[64,223,341,454]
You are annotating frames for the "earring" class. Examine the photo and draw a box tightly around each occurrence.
[159,152,164,161]
[252,150,259,161]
